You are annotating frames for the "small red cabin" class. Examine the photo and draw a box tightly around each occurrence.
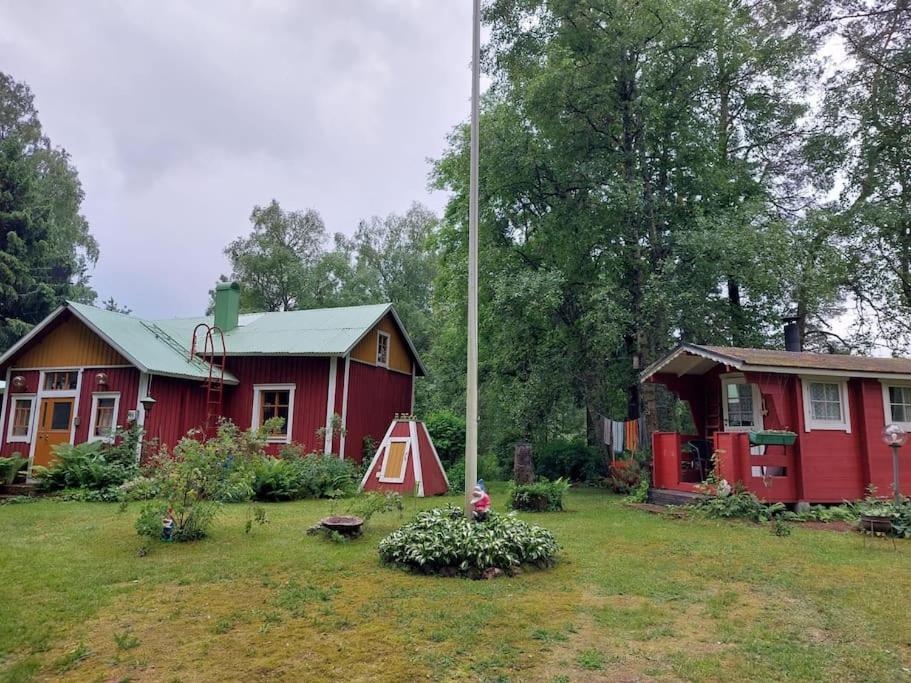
[0,283,425,477]
[643,344,911,504]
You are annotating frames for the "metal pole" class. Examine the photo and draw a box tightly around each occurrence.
[465,0,481,516]
[892,444,901,505]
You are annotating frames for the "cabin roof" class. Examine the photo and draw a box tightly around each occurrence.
[642,343,911,382]
[0,301,426,381]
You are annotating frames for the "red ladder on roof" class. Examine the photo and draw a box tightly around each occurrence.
[190,323,227,438]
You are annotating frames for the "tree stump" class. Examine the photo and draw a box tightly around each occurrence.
[514,441,534,484]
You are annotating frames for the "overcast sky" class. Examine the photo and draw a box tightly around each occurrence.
[0,1,474,318]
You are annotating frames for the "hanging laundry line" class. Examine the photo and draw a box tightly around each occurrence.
[599,414,647,460]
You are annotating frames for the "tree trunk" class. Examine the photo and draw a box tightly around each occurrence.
[513,441,534,484]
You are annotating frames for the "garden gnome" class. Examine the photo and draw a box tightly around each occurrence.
[470,484,491,522]
[161,508,175,542]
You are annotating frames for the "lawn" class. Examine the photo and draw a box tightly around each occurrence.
[0,488,908,682]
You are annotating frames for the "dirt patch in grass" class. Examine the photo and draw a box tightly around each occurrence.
[35,575,419,682]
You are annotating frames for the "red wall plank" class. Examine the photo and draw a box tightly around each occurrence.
[74,367,140,443]
[222,356,330,454]
[343,361,412,462]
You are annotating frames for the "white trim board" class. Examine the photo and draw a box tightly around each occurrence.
[801,376,852,433]
[880,380,911,430]
[251,383,296,444]
[5,394,36,444]
[323,358,337,454]
[358,420,397,491]
[378,437,411,483]
[87,392,121,443]
[339,355,351,459]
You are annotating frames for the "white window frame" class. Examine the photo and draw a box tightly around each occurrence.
[880,381,911,429]
[379,437,411,483]
[251,384,296,444]
[87,392,121,443]
[6,395,36,443]
[801,376,851,433]
[376,331,390,367]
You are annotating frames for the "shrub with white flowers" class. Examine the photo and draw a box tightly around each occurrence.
[378,506,559,576]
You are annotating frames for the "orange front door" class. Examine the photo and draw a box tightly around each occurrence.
[33,398,75,468]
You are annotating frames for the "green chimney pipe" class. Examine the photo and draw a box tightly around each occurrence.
[214,281,240,332]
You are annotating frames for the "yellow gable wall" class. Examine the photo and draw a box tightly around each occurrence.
[13,314,127,369]
[350,314,413,374]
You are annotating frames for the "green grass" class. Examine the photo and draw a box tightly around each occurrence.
[0,487,908,681]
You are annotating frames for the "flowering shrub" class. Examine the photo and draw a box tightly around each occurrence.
[378,507,559,576]
[607,459,642,494]
[135,419,272,542]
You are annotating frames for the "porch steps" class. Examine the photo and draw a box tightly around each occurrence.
[0,483,40,499]
[647,488,702,507]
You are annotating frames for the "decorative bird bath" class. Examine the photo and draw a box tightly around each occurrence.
[319,515,364,538]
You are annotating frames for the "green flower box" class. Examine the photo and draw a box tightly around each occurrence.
[749,431,797,446]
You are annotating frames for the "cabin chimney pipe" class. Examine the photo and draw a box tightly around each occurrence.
[214,281,240,332]
[783,317,801,352]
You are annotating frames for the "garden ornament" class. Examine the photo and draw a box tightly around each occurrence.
[470,484,491,522]
[161,508,175,542]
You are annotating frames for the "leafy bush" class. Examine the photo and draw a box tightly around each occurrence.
[624,472,650,504]
[252,447,358,501]
[346,491,404,523]
[447,460,465,492]
[0,453,27,484]
[135,419,267,542]
[689,486,786,524]
[850,491,911,538]
[510,478,570,512]
[378,507,559,575]
[424,410,466,467]
[534,440,605,483]
[33,425,142,495]
[445,453,502,492]
[606,459,642,494]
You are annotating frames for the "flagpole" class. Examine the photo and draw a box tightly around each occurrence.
[465,0,480,516]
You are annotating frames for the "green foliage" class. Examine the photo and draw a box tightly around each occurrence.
[378,507,559,575]
[345,491,404,523]
[534,440,604,483]
[424,410,466,467]
[0,72,99,353]
[606,459,643,494]
[445,453,502,493]
[135,420,269,543]
[851,492,911,539]
[252,447,358,501]
[446,460,465,492]
[509,478,570,512]
[690,486,787,525]
[32,425,142,495]
[624,473,651,504]
[0,453,27,484]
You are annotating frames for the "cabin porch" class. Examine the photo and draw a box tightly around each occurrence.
[646,355,802,503]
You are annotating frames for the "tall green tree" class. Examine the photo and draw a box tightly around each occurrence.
[0,72,98,351]
[430,0,839,449]
[811,0,911,351]
[222,200,329,312]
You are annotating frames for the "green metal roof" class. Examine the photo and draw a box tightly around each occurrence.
[66,302,240,384]
[153,302,426,375]
[0,301,425,380]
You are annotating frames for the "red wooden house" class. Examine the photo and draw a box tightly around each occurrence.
[643,338,911,504]
[0,282,425,477]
